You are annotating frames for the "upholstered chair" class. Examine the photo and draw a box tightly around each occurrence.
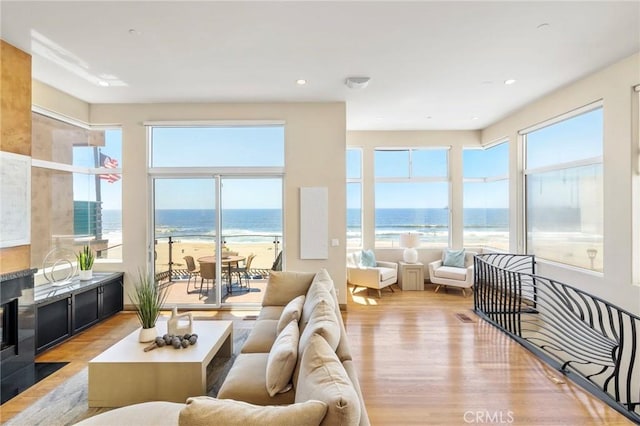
[347,250,398,298]
[428,250,477,296]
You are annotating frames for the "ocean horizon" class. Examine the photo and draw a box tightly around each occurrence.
[102,208,512,243]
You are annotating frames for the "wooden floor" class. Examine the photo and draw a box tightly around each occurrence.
[0,283,632,425]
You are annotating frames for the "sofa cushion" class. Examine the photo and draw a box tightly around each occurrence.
[277,294,305,334]
[218,353,295,405]
[241,320,278,354]
[74,401,184,426]
[258,306,285,321]
[179,396,327,426]
[378,266,397,282]
[295,334,361,426]
[299,299,340,355]
[343,360,371,426]
[443,249,466,268]
[266,320,299,396]
[434,265,467,281]
[301,272,336,331]
[262,271,316,306]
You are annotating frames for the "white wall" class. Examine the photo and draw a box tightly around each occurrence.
[483,53,640,314]
[30,88,349,305]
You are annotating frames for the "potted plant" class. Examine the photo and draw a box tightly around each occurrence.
[76,245,95,280]
[129,271,168,342]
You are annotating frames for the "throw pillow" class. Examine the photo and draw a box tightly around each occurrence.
[295,334,362,426]
[359,249,377,268]
[443,249,466,268]
[179,396,327,426]
[299,299,340,354]
[277,294,306,334]
[262,271,316,306]
[266,319,299,396]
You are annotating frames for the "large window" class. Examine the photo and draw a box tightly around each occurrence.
[463,142,509,250]
[524,105,603,271]
[31,112,122,271]
[347,149,362,248]
[149,124,284,307]
[374,148,449,247]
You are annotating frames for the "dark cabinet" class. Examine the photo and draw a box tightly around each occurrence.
[36,297,71,353]
[35,273,123,354]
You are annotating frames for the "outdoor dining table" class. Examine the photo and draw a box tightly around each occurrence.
[197,255,245,292]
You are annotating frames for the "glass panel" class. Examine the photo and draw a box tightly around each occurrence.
[221,178,282,306]
[151,126,284,168]
[33,113,105,166]
[375,150,409,178]
[464,143,509,178]
[526,164,603,271]
[154,178,218,306]
[347,182,362,248]
[526,108,603,169]
[31,113,123,266]
[346,149,361,179]
[412,149,448,177]
[31,169,117,271]
[463,180,509,250]
[375,182,449,247]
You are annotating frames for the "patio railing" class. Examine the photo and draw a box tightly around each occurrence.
[154,234,281,283]
[474,253,640,423]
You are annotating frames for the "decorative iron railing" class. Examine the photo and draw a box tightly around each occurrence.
[474,253,640,423]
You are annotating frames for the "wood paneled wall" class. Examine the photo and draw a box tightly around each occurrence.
[0,40,32,273]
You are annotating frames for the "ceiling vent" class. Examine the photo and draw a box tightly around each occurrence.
[345,76,370,89]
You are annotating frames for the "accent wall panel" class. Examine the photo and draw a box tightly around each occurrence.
[300,187,328,259]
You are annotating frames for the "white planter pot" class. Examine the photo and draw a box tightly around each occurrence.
[78,269,93,281]
[139,326,158,343]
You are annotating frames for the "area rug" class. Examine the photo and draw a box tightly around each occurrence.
[6,325,252,426]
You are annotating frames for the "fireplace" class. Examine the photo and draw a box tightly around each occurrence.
[0,268,36,403]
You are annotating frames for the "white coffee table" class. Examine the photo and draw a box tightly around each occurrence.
[88,320,232,407]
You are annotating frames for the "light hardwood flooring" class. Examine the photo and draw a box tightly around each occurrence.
[0,283,633,425]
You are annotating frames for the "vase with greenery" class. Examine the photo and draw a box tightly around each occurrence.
[130,271,168,342]
[76,245,95,280]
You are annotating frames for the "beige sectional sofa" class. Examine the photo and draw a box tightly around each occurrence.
[76,269,369,426]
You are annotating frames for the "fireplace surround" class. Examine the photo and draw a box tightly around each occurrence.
[0,268,36,403]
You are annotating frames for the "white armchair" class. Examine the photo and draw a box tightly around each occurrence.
[428,250,477,296]
[347,251,398,298]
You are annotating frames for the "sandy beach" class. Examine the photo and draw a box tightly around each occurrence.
[154,240,280,272]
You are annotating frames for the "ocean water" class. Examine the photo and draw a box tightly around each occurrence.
[104,208,510,243]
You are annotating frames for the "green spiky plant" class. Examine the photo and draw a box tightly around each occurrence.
[129,271,169,329]
[76,245,95,271]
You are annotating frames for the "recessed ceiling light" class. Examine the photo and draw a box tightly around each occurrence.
[128,29,141,36]
[425,116,432,119]
[504,79,516,85]
[97,80,109,87]
[472,117,479,120]
[296,79,307,86]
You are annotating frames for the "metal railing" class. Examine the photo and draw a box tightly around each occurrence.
[154,234,281,283]
[474,253,640,423]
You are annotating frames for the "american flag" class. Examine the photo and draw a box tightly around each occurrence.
[99,153,121,183]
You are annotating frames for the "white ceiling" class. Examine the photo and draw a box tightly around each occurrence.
[1,1,639,130]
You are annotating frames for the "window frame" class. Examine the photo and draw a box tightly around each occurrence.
[521,101,604,271]
[374,147,451,248]
[346,148,363,249]
[462,140,510,250]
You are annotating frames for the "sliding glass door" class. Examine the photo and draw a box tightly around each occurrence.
[220,177,283,307]
[152,177,221,308]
